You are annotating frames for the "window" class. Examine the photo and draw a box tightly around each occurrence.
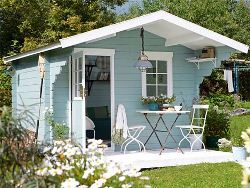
[72,56,83,98]
[142,52,173,97]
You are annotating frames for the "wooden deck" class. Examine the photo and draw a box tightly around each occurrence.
[104,149,234,169]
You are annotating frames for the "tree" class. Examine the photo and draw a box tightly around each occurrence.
[0,0,127,107]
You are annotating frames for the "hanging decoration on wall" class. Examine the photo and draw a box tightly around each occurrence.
[38,52,45,78]
[134,27,152,72]
[36,52,45,140]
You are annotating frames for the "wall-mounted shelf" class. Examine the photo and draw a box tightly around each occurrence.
[186,57,217,69]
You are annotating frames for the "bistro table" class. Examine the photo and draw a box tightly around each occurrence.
[136,110,190,155]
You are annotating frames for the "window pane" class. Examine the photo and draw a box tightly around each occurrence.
[158,61,167,73]
[74,59,78,71]
[147,85,156,96]
[146,74,156,84]
[158,86,167,96]
[75,85,78,97]
[78,71,82,84]
[147,61,156,73]
[158,74,167,84]
[78,57,82,70]
[74,72,78,84]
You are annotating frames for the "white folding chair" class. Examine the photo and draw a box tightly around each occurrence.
[116,104,146,154]
[176,105,209,151]
[86,116,95,139]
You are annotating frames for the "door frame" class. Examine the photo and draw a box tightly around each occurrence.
[69,48,115,148]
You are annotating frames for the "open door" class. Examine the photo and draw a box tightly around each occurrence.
[71,52,86,147]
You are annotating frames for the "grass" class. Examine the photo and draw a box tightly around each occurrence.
[230,114,250,128]
[136,162,242,188]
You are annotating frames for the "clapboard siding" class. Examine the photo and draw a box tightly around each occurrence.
[12,28,235,148]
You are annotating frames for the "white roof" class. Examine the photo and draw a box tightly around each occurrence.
[4,10,249,63]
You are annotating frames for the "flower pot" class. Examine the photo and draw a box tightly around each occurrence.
[232,146,247,161]
[148,103,159,111]
[189,134,203,150]
[206,136,220,149]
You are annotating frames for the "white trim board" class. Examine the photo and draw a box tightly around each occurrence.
[4,10,249,63]
[60,10,248,53]
[141,51,173,97]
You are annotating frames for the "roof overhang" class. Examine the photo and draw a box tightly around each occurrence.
[3,42,61,64]
[4,10,249,63]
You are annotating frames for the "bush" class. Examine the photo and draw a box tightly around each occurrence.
[0,106,41,187]
[45,107,69,140]
[29,139,149,188]
[201,94,235,110]
[204,106,230,138]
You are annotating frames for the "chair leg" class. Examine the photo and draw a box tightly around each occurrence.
[178,128,191,149]
[121,138,131,153]
[190,134,205,152]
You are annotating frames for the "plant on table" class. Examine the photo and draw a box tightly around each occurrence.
[141,95,176,105]
[45,107,69,140]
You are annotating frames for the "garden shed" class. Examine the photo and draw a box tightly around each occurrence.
[4,10,249,150]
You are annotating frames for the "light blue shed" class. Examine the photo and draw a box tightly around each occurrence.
[4,11,249,150]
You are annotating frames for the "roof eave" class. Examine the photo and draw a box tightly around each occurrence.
[3,42,62,64]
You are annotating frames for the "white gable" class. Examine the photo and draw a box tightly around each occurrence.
[4,10,249,63]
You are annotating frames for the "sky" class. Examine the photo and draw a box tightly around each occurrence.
[115,0,142,14]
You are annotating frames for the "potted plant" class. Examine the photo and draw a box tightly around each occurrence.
[230,121,247,161]
[141,96,158,111]
[217,138,232,152]
[141,95,176,111]
[204,106,230,149]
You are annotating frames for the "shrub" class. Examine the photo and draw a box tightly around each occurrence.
[0,106,41,187]
[45,107,69,140]
[204,106,230,138]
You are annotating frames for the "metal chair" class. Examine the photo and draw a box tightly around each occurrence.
[116,104,146,154]
[176,105,209,151]
[86,116,95,139]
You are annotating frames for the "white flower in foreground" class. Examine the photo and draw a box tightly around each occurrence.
[82,168,95,179]
[78,185,88,188]
[90,178,106,188]
[140,176,150,180]
[36,168,48,176]
[121,184,132,188]
[119,176,125,182]
[61,178,79,188]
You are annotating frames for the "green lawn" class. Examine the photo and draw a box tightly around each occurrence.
[137,162,242,188]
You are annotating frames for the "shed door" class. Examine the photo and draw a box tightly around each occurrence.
[71,52,86,147]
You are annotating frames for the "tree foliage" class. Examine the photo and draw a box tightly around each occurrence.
[0,0,126,107]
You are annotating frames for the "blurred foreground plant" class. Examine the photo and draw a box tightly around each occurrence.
[33,139,149,187]
[0,106,41,187]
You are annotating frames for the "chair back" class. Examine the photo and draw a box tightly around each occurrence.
[191,105,209,129]
[86,116,95,130]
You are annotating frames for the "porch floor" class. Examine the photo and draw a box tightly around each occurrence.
[104,148,234,169]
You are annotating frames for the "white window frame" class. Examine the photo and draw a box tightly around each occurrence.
[72,53,84,100]
[141,51,173,97]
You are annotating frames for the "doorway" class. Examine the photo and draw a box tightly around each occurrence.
[70,48,115,147]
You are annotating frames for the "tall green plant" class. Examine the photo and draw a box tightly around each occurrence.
[0,106,41,187]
